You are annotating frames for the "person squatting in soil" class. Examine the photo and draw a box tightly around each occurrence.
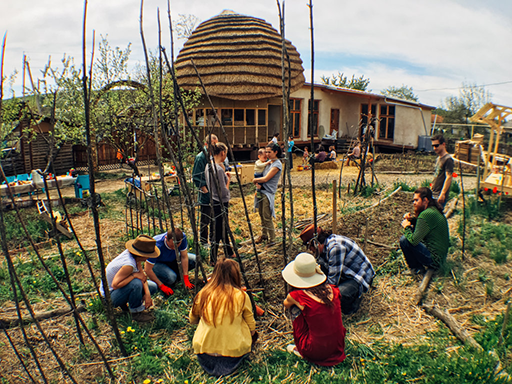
[205,142,235,264]
[143,228,196,296]
[190,258,257,377]
[282,252,347,366]
[431,134,454,207]
[300,225,375,315]
[400,187,450,275]
[192,134,218,247]
[253,143,283,247]
[100,235,159,322]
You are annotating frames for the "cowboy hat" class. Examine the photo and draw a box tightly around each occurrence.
[125,235,160,258]
[282,253,326,289]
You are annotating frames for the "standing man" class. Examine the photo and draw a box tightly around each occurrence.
[431,134,454,207]
[400,187,450,275]
[101,235,159,322]
[299,225,375,315]
[144,228,196,295]
[192,134,218,247]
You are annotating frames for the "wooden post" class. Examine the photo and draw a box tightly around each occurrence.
[332,180,337,234]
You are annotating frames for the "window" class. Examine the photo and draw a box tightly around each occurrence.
[360,103,377,139]
[289,98,301,137]
[195,109,205,126]
[307,100,319,137]
[246,109,255,125]
[221,109,233,126]
[379,105,395,140]
[258,109,267,126]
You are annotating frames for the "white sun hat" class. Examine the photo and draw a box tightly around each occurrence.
[282,252,326,289]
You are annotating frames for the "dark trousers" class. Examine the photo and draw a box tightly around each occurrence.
[288,153,293,169]
[199,204,212,246]
[210,202,234,264]
[338,279,363,315]
[399,235,433,270]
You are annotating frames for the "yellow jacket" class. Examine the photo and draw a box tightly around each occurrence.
[190,290,256,357]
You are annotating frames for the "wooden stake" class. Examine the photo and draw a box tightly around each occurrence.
[332,179,337,234]
[414,268,434,305]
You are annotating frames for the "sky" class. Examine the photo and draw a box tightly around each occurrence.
[1,0,512,108]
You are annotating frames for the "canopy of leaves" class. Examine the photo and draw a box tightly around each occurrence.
[320,72,370,91]
[434,82,492,124]
[380,85,418,102]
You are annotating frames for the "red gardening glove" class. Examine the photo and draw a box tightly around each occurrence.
[183,275,194,289]
[158,284,174,296]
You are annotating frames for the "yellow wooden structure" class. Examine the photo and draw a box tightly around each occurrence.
[470,103,512,195]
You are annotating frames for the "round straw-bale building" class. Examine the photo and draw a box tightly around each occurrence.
[175,10,305,101]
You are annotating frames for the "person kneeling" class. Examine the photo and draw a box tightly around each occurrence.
[282,253,346,366]
[400,187,449,275]
[100,235,159,323]
[190,259,256,376]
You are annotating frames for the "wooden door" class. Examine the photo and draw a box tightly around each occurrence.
[330,109,339,134]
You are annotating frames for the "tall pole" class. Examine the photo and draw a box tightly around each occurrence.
[307,0,318,239]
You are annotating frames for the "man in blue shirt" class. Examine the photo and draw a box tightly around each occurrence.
[300,224,375,314]
[144,228,196,296]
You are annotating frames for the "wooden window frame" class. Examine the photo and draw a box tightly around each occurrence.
[290,98,301,138]
[307,99,319,137]
[378,104,395,140]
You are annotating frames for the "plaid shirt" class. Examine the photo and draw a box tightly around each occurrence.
[318,234,375,294]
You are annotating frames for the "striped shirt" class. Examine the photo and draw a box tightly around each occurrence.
[318,235,375,295]
[100,249,139,296]
[403,206,450,267]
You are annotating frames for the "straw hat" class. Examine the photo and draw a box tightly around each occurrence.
[125,235,160,258]
[282,253,326,289]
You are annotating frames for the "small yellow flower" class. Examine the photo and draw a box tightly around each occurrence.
[33,281,36,284]
[134,346,137,350]
[143,380,151,384]
[120,331,125,335]
[89,303,93,306]
[127,326,133,332]
[185,381,189,384]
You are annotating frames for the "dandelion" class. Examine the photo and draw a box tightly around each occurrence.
[33,281,36,284]
[143,380,151,384]
[185,381,189,384]
[120,331,125,335]
[134,346,137,350]
[89,303,93,306]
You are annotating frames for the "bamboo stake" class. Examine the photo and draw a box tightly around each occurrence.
[307,0,318,255]
[82,0,127,357]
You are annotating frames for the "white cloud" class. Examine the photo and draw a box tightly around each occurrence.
[1,0,511,108]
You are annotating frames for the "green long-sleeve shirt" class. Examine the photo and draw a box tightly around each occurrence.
[192,149,210,205]
[403,207,450,267]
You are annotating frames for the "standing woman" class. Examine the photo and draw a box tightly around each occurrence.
[205,142,234,264]
[253,143,283,246]
[287,136,295,169]
[282,253,346,366]
[190,258,256,376]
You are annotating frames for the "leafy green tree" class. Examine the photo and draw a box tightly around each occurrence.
[380,85,418,102]
[320,72,370,91]
[435,82,492,123]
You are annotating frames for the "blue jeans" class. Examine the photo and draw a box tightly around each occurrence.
[110,278,158,313]
[399,235,433,270]
[338,279,363,315]
[151,254,196,286]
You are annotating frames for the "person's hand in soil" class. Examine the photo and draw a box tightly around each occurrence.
[159,284,174,296]
[184,275,194,289]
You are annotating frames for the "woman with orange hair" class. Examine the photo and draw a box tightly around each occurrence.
[190,258,256,376]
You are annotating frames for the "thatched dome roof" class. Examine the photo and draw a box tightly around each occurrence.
[175,10,305,101]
